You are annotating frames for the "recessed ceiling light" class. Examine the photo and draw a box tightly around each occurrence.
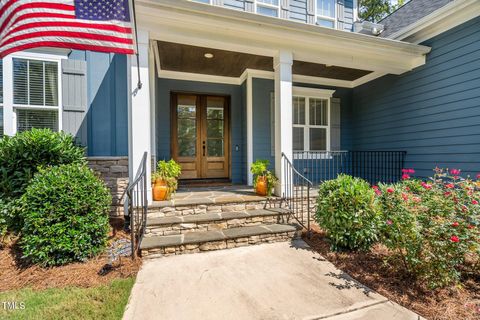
[204,53,214,59]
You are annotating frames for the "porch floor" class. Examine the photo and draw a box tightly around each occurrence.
[151,185,271,208]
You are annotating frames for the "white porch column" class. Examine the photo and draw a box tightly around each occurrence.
[274,51,293,197]
[3,56,15,136]
[128,28,152,203]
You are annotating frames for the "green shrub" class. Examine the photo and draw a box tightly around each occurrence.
[0,129,86,199]
[315,174,381,251]
[377,168,480,288]
[0,198,24,233]
[20,164,111,266]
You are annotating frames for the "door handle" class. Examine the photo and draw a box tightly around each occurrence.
[202,141,206,156]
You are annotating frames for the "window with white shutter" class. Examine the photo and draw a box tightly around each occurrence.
[12,58,60,133]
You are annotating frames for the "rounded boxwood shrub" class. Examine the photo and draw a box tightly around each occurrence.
[20,163,111,266]
[315,174,381,251]
[0,128,86,199]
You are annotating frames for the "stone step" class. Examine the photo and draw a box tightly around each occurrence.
[148,198,281,218]
[145,208,292,237]
[140,223,301,258]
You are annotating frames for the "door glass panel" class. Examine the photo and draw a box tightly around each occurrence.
[177,95,197,157]
[206,97,225,157]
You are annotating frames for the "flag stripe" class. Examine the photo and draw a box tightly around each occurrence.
[0,41,134,57]
[0,2,74,33]
[4,21,133,40]
[0,0,135,58]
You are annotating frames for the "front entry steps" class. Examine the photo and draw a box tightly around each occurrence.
[140,223,301,258]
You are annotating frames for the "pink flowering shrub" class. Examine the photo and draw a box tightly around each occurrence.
[377,168,480,288]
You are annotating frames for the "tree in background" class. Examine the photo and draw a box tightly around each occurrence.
[359,0,406,23]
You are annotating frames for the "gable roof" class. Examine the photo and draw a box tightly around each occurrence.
[379,0,454,38]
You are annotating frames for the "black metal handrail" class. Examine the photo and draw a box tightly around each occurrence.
[282,152,313,234]
[124,152,148,258]
[293,150,407,185]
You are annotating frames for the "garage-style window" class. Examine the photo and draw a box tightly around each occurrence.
[13,58,59,132]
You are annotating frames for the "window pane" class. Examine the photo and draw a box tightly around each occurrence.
[223,0,245,10]
[258,0,279,5]
[317,0,335,18]
[0,60,3,104]
[309,98,328,126]
[207,119,224,139]
[293,96,305,125]
[293,127,304,151]
[29,60,44,106]
[177,118,196,157]
[44,62,58,106]
[257,5,278,17]
[207,139,224,157]
[310,128,327,151]
[317,18,334,28]
[13,59,28,105]
[191,0,210,3]
[16,109,58,132]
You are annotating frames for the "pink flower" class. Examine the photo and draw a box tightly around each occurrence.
[462,205,468,212]
[387,188,394,194]
[468,225,475,230]
[445,183,454,189]
[413,196,422,203]
[450,169,461,176]
[405,187,410,191]
[386,220,393,225]
[476,173,480,180]
[452,222,459,227]
[444,191,452,197]
[375,190,382,196]
[372,185,379,190]
[450,235,460,243]
[402,193,409,201]
[402,174,410,180]
[421,182,432,190]
[472,200,479,205]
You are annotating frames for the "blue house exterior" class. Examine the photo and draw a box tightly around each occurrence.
[1,0,479,204]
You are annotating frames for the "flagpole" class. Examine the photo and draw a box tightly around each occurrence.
[131,0,142,90]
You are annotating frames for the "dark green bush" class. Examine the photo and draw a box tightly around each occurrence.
[315,174,381,251]
[0,129,86,199]
[20,164,111,266]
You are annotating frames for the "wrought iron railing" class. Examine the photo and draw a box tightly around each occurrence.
[124,152,148,258]
[293,150,407,185]
[282,152,313,234]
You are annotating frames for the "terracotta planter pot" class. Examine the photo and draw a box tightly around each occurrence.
[255,176,268,196]
[152,179,169,201]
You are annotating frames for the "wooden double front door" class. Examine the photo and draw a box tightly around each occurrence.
[171,93,230,180]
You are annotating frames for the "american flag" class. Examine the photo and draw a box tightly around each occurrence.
[0,0,135,58]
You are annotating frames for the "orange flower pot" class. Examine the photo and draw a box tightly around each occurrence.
[255,176,268,196]
[153,179,169,201]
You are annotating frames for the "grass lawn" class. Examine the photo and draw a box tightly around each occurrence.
[0,278,135,320]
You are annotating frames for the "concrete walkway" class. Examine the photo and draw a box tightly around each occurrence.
[123,240,422,320]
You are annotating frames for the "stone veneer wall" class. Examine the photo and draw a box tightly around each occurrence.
[87,157,128,217]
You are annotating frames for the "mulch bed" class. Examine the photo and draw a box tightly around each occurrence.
[0,219,141,292]
[303,225,480,320]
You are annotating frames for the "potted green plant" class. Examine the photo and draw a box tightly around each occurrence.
[250,159,278,196]
[152,159,182,201]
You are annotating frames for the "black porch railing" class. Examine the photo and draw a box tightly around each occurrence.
[124,152,148,258]
[293,150,407,185]
[282,152,312,233]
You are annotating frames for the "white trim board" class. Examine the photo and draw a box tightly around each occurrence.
[155,66,383,88]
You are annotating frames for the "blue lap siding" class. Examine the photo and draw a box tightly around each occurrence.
[352,17,480,177]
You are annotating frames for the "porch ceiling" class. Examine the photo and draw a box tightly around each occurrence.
[139,0,431,88]
[157,41,374,81]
